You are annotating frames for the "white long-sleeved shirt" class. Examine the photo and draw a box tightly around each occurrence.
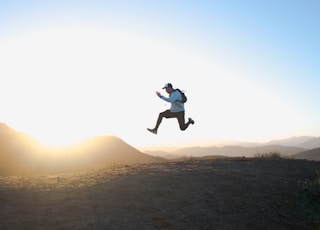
[160,90,185,112]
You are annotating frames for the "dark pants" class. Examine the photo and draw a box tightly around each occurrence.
[154,110,190,131]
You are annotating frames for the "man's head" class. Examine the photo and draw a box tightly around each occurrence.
[162,83,173,94]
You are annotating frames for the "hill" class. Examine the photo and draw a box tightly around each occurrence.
[66,135,165,169]
[0,123,164,175]
[292,148,320,161]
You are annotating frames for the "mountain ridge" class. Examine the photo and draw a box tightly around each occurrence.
[1,123,320,174]
[145,145,306,159]
[144,136,320,159]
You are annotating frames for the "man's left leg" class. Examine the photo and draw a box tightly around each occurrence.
[176,111,194,131]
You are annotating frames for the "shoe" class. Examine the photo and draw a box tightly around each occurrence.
[188,118,195,125]
[147,128,157,134]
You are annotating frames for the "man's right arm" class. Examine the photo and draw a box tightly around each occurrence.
[158,91,180,103]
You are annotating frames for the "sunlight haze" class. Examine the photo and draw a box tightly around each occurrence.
[0,1,319,148]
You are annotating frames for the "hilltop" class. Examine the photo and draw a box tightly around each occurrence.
[0,158,319,229]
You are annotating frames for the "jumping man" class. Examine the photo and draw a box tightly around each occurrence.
[147,83,194,134]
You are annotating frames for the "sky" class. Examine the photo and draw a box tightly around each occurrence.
[0,0,319,149]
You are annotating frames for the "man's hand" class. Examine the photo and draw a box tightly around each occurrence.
[156,91,161,97]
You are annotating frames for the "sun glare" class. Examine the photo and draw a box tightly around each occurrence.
[1,27,195,147]
[1,28,144,146]
[0,26,308,147]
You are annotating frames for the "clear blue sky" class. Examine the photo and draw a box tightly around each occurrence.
[0,1,319,148]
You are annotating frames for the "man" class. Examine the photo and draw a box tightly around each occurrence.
[147,83,194,134]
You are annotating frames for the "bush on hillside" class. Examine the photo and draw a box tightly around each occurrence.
[254,152,281,159]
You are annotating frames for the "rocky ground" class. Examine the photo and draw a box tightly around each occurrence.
[0,158,320,229]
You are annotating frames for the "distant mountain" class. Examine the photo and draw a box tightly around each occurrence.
[298,137,320,149]
[266,136,320,149]
[144,150,178,160]
[0,123,164,175]
[145,145,305,159]
[292,148,320,161]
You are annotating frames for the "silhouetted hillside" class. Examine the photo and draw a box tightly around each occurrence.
[292,148,320,161]
[0,123,164,175]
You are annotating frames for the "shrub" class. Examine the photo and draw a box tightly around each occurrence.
[254,152,281,159]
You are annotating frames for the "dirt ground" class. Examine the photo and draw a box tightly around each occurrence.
[0,158,320,230]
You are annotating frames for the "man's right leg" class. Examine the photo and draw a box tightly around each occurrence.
[155,110,173,130]
[148,110,173,134]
